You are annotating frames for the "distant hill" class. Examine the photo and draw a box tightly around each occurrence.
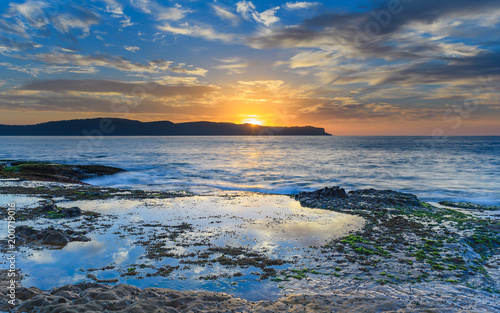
[0,118,332,136]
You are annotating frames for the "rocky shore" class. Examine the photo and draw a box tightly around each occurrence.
[2,281,495,313]
[294,187,500,288]
[1,162,499,312]
[0,160,124,185]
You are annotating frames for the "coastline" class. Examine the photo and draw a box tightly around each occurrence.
[1,161,499,312]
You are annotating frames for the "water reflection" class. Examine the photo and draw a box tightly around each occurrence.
[10,194,364,301]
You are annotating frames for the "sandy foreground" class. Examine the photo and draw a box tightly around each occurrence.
[0,165,499,312]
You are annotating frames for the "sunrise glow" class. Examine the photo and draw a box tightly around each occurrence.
[0,0,499,136]
[241,117,265,126]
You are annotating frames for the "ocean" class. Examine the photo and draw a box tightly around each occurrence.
[0,136,499,204]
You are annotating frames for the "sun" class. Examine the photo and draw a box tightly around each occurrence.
[241,117,265,126]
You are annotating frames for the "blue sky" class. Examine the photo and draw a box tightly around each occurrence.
[0,0,499,135]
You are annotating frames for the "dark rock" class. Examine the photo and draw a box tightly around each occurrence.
[0,160,125,184]
[17,287,42,300]
[51,290,81,300]
[295,186,424,212]
[15,225,38,238]
[40,204,57,213]
[40,229,70,246]
[304,186,349,199]
[60,207,82,217]
[12,226,89,248]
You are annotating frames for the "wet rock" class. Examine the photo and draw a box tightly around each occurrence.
[0,160,125,184]
[319,186,348,198]
[12,226,90,247]
[298,186,348,199]
[15,225,39,241]
[349,189,420,207]
[10,282,496,312]
[60,206,81,217]
[16,287,42,301]
[51,290,81,300]
[295,187,422,212]
[41,204,82,218]
[40,204,57,213]
[39,229,70,246]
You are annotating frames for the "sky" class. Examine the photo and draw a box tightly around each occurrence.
[0,0,499,135]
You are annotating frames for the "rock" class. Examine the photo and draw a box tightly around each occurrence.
[295,186,425,212]
[15,225,39,238]
[41,204,82,218]
[39,229,70,246]
[16,287,42,301]
[12,226,89,248]
[51,290,81,300]
[0,161,125,184]
[309,186,349,198]
[10,282,496,313]
[40,204,57,213]
[60,207,81,217]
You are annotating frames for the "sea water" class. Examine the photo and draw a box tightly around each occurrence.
[0,136,499,204]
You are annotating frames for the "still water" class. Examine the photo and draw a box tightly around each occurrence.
[0,194,363,300]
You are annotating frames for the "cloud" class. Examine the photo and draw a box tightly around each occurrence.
[17,79,219,99]
[236,1,256,21]
[284,50,336,69]
[238,80,285,91]
[6,0,51,30]
[100,1,135,28]
[44,4,100,35]
[169,64,208,77]
[124,45,140,52]
[102,0,124,16]
[212,5,240,25]
[31,52,169,73]
[0,36,40,54]
[372,52,500,86]
[285,2,320,10]
[214,57,250,74]
[236,1,280,26]
[303,0,500,37]
[25,51,208,76]
[0,79,221,113]
[248,0,499,54]
[252,7,280,26]
[156,6,192,21]
[2,0,101,42]
[128,1,193,22]
[246,0,498,90]
[129,0,151,14]
[158,22,236,42]
[156,76,200,85]
[0,61,98,77]
[119,16,136,28]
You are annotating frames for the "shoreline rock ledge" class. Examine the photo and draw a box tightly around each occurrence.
[294,186,421,210]
[297,186,349,199]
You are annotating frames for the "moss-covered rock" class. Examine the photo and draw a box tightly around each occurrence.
[0,160,124,184]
